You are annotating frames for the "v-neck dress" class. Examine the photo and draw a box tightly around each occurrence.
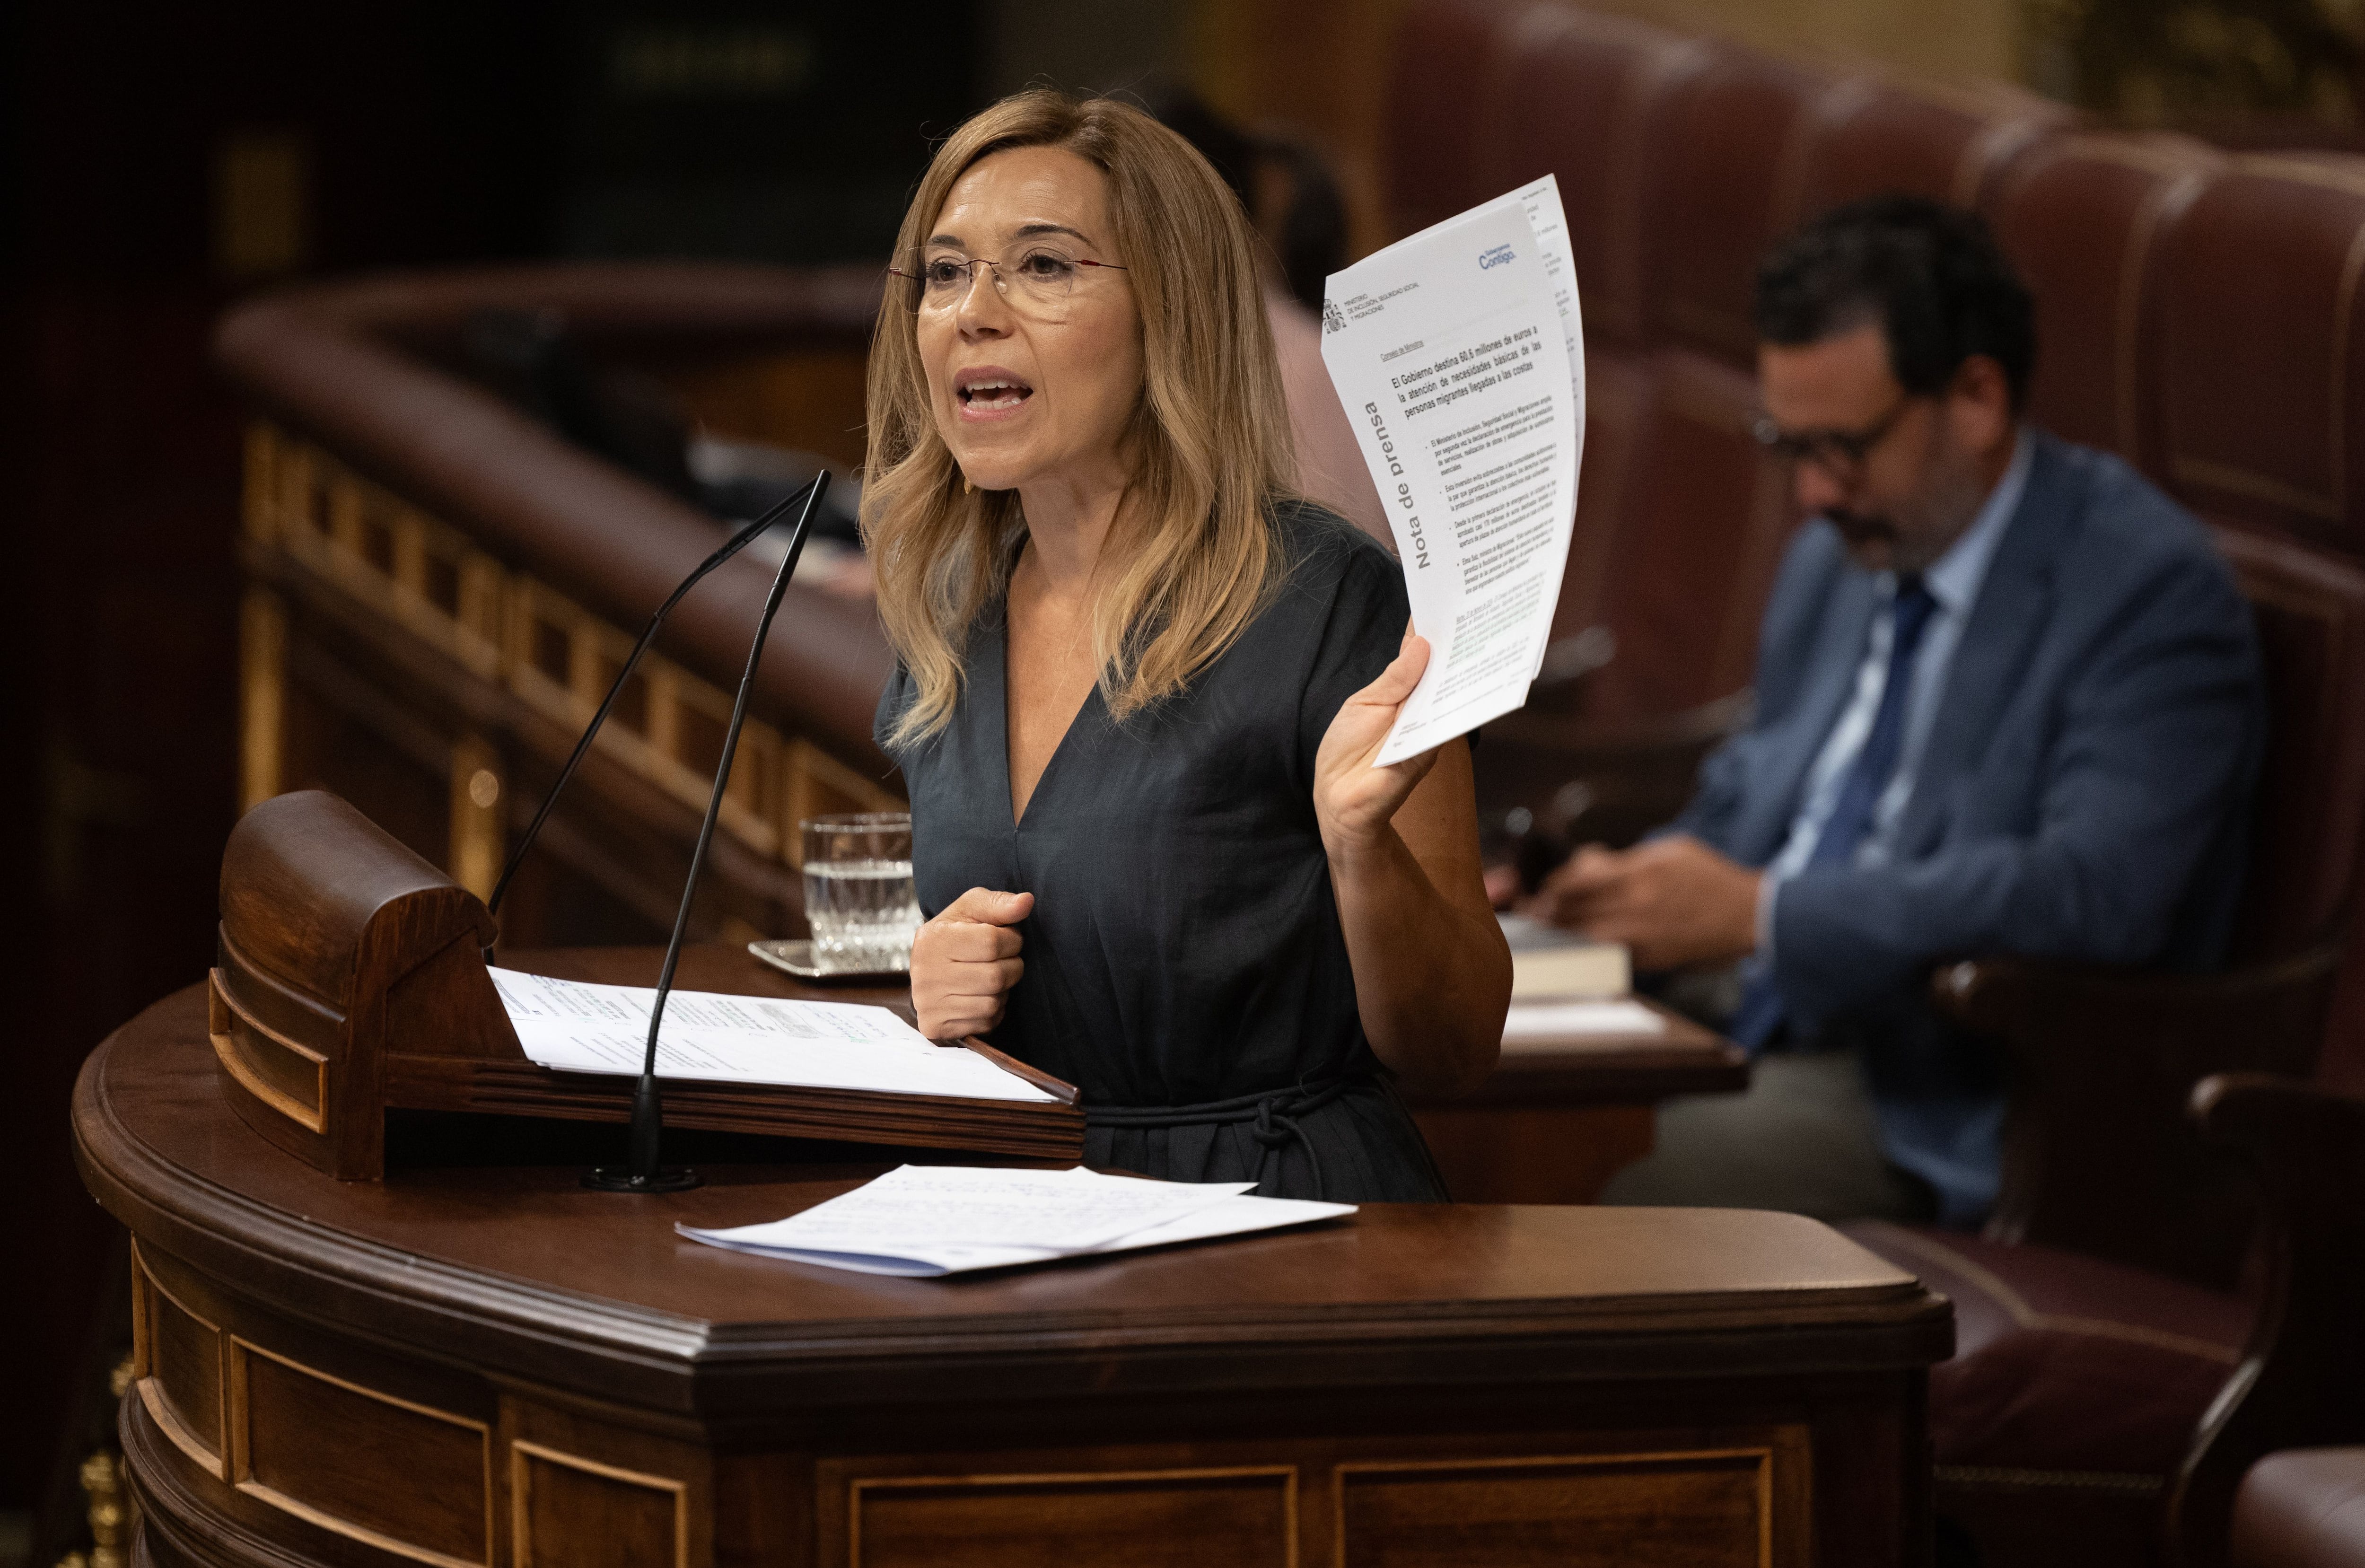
[876,502,1449,1203]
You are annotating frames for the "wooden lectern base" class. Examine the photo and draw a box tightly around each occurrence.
[204,792,1082,1182]
[78,965,1951,1568]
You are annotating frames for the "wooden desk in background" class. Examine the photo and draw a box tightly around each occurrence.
[1412,999,1747,1206]
[79,950,1944,1568]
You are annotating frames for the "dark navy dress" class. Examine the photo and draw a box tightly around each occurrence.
[876,503,1449,1202]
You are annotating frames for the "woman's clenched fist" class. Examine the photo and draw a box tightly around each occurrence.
[908,886,1032,1039]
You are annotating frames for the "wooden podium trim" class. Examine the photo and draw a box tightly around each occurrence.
[137,1378,227,1483]
[209,968,328,1134]
[845,1464,1300,1568]
[511,1440,689,1568]
[129,1240,230,1481]
[207,794,1085,1176]
[1331,1444,1787,1568]
[230,1480,484,1568]
[226,1335,492,1568]
[382,1053,1086,1159]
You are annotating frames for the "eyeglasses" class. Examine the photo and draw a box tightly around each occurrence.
[886,246,1129,318]
[1752,392,1915,478]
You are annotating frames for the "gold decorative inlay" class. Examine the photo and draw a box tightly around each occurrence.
[239,421,899,897]
[448,735,506,902]
[239,588,287,813]
[77,1449,132,1568]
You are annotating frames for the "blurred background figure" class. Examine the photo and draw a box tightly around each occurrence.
[1147,88,1389,539]
[1525,198,2263,1226]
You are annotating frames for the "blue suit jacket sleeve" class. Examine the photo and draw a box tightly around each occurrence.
[1768,482,2263,1025]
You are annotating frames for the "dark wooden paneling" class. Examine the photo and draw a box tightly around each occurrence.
[146,1283,223,1466]
[1336,1451,1776,1567]
[284,670,449,875]
[850,1470,1295,1568]
[648,350,873,469]
[1413,1104,1655,1204]
[515,1444,684,1568]
[83,964,1947,1567]
[238,1345,490,1566]
[1586,351,1791,721]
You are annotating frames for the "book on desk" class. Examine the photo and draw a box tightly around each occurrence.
[1498,915,1669,1046]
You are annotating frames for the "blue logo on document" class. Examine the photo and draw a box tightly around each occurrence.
[1478,244,1516,270]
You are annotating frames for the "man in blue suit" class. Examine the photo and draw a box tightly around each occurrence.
[1530,196,2263,1226]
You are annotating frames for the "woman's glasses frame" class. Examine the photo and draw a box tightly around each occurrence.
[886,246,1130,318]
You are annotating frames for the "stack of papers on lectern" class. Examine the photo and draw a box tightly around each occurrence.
[490,970,1055,1104]
[677,1165,1355,1277]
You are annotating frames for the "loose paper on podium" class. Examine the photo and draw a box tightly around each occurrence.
[489,970,1057,1104]
[678,1165,1356,1278]
[1321,177,1585,764]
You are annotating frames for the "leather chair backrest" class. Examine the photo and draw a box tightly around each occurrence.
[1551,349,1659,648]
[2153,159,2365,560]
[1581,349,1794,719]
[1639,45,1842,366]
[1984,134,2223,470]
[1267,293,1391,541]
[1379,0,2365,1092]
[1472,3,1711,350]
[1383,0,1520,240]
[2212,529,2365,962]
[1794,77,2069,220]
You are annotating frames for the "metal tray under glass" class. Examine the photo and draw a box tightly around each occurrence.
[746,938,910,985]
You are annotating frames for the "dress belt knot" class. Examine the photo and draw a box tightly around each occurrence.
[1083,1075,1354,1200]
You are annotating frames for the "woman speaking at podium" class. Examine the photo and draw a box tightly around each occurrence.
[868,91,1511,1203]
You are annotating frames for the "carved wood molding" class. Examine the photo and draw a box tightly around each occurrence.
[238,421,900,923]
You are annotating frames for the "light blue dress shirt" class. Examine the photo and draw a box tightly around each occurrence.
[1754,430,2034,954]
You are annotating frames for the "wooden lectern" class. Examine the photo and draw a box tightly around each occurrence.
[206,790,1084,1178]
[83,981,1948,1568]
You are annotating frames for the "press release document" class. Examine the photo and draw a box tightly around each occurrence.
[489,970,1056,1103]
[1321,177,1585,764]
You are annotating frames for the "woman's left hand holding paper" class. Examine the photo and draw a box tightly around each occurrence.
[1312,622,1438,856]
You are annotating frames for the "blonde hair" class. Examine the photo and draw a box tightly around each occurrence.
[862,90,1298,746]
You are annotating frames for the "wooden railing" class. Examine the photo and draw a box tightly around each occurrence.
[219,264,902,948]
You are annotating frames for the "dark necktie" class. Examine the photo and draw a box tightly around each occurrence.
[1729,578,1941,1052]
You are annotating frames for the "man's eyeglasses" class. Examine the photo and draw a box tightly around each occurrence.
[887,247,1129,318]
[1752,392,1915,478]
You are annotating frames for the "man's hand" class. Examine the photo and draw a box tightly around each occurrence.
[1522,835,1762,970]
[909,887,1032,1039]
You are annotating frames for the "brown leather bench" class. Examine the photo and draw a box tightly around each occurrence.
[2237,1451,2365,1568]
[1369,3,2365,1563]
[216,263,902,940]
[1356,1,2074,847]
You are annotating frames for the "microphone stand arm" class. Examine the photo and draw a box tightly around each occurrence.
[481,476,820,961]
[584,472,829,1194]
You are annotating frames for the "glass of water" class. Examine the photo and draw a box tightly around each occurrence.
[800,813,920,974]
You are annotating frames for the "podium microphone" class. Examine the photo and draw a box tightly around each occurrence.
[584,471,830,1194]
[481,475,822,964]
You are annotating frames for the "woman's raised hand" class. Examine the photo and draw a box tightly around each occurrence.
[1312,623,1439,858]
[909,887,1033,1039]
